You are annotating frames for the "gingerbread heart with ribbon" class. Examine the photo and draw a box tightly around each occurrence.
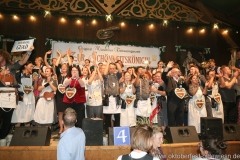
[213,93,221,103]
[58,84,66,94]
[65,88,76,99]
[174,88,186,99]
[195,99,205,109]
[150,93,156,102]
[23,85,33,95]
[125,95,135,105]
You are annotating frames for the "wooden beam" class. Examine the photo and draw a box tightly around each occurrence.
[88,0,107,14]
[175,0,240,27]
[195,1,218,23]
[112,0,134,15]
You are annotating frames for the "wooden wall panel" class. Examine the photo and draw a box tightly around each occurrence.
[0,14,239,66]
[0,142,240,160]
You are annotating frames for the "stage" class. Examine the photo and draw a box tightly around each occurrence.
[0,141,240,160]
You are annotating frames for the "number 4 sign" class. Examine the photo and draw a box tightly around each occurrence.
[113,126,131,146]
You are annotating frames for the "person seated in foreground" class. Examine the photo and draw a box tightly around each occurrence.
[117,124,160,160]
[149,126,167,160]
[193,135,228,160]
[57,108,86,160]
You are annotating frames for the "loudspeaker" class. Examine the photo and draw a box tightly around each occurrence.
[82,118,103,146]
[223,124,240,141]
[164,126,199,143]
[10,127,51,146]
[108,127,135,145]
[200,117,223,140]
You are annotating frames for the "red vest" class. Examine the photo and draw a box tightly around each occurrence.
[63,78,86,104]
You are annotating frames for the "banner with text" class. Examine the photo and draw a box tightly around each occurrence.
[52,41,160,67]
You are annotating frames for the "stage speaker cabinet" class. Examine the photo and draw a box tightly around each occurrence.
[223,124,240,141]
[108,127,135,145]
[164,126,199,143]
[82,118,103,146]
[200,117,223,140]
[10,127,51,146]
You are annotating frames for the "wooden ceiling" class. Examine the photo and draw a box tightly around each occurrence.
[0,0,240,27]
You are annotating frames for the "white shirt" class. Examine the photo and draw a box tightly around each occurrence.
[86,79,102,106]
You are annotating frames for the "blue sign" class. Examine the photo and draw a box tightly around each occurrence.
[113,126,131,146]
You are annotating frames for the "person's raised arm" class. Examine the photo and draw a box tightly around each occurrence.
[92,52,97,67]
[55,50,62,67]
[67,48,72,66]
[104,57,110,76]
[114,55,122,73]
[44,50,52,67]
[97,67,103,83]
[78,47,83,63]
[18,46,34,65]
[221,71,238,89]
[88,69,96,85]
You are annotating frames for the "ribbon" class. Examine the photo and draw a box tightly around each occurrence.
[159,46,166,52]
[0,35,3,42]
[175,45,181,52]
[29,36,36,40]
[104,40,110,49]
[45,38,53,45]
[204,48,210,54]
[149,101,162,126]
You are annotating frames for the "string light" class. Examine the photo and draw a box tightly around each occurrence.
[213,23,218,29]
[200,29,205,33]
[163,20,168,26]
[13,15,18,19]
[223,30,228,34]
[121,22,125,26]
[137,24,139,27]
[236,31,238,34]
[105,14,113,22]
[30,15,35,20]
[61,17,65,22]
[187,28,193,33]
[92,19,96,24]
[149,24,154,29]
[76,19,81,24]
[44,10,50,18]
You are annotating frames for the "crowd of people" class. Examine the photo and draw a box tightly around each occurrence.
[0,45,237,159]
[0,46,240,138]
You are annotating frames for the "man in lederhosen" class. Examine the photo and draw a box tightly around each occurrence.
[134,66,152,124]
[0,46,34,139]
[162,61,188,126]
[103,55,122,132]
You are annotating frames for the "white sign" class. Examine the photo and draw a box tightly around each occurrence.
[11,39,34,53]
[51,41,160,67]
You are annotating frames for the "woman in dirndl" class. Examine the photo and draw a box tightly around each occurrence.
[120,72,136,127]
[33,68,57,127]
[11,61,36,126]
[81,66,90,117]
[206,70,224,122]
[55,62,69,134]
[188,75,208,133]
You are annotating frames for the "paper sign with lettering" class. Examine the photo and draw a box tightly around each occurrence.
[11,39,34,52]
[113,126,130,146]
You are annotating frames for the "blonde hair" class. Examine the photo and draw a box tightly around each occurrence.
[152,126,163,136]
[131,124,153,152]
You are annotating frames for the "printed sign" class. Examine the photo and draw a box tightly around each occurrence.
[113,126,130,146]
[51,41,160,67]
[11,39,34,52]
